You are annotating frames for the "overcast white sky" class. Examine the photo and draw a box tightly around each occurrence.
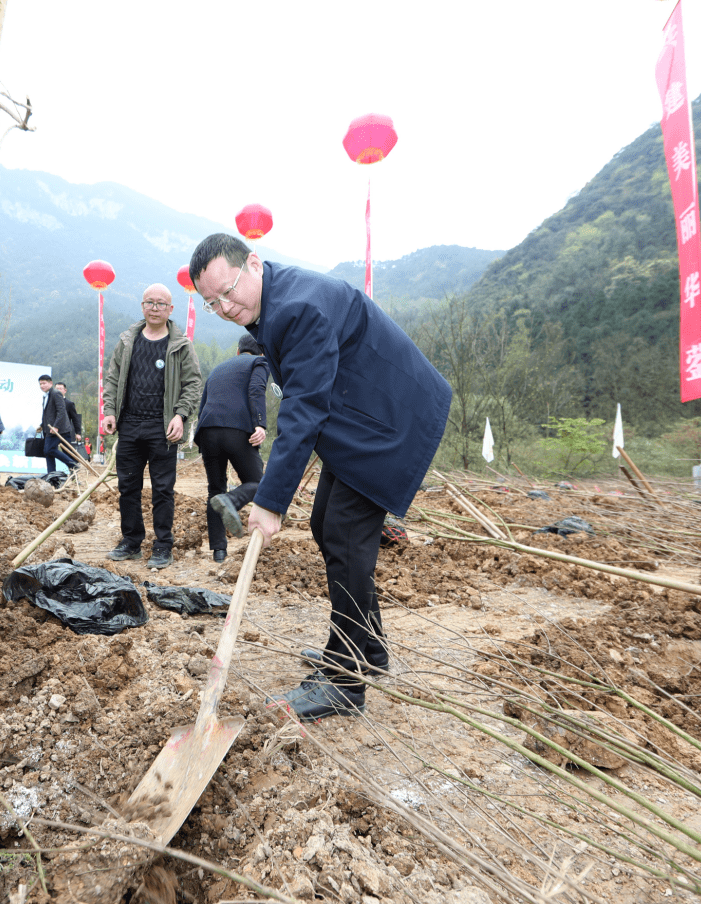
[1,1,699,269]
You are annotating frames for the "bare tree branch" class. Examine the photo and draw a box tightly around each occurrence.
[0,91,34,151]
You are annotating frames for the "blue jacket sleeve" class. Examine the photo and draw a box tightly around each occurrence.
[254,302,338,513]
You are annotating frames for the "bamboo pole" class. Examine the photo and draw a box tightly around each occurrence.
[444,487,508,541]
[433,469,507,540]
[297,453,320,495]
[510,462,537,487]
[11,444,117,569]
[419,511,701,597]
[616,447,659,500]
[619,465,646,500]
[485,465,529,497]
[55,433,115,493]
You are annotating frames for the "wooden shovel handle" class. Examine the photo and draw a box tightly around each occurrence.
[196,529,264,727]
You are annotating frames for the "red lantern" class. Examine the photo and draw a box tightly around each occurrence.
[235,203,273,241]
[83,260,116,290]
[177,265,196,294]
[342,113,398,165]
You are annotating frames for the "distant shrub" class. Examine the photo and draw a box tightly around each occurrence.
[539,416,607,475]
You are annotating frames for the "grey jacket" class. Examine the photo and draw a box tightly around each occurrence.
[103,319,202,438]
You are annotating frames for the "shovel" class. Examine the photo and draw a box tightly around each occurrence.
[126,529,264,844]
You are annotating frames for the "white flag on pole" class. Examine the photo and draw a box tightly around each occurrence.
[482,417,494,463]
[612,403,624,458]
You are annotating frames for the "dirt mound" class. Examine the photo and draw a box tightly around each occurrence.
[0,464,700,902]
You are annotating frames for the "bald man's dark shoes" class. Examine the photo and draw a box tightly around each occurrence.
[147,548,173,569]
[213,549,227,563]
[210,494,244,538]
[107,540,142,561]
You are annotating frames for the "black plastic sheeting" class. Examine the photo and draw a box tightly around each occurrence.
[535,516,594,537]
[144,582,230,616]
[2,558,148,635]
[5,471,68,490]
[528,490,551,500]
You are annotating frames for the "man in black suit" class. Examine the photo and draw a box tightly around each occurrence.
[37,375,76,473]
[55,382,82,442]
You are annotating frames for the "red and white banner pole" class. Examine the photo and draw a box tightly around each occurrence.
[98,291,105,433]
[186,295,196,342]
[365,175,372,299]
[655,0,701,401]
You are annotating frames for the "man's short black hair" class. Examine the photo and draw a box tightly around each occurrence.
[238,333,263,355]
[38,374,52,382]
[189,233,251,285]
[55,381,67,390]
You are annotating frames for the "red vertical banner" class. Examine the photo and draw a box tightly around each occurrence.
[98,291,105,433]
[655,1,701,401]
[365,176,372,298]
[186,295,196,342]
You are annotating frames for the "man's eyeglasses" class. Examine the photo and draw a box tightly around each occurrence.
[202,264,246,313]
[142,301,170,310]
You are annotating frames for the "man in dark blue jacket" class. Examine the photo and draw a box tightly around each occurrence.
[190,234,452,722]
[195,334,270,563]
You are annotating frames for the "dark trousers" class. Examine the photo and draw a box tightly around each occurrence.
[116,418,178,550]
[199,426,264,551]
[44,432,76,473]
[310,465,387,685]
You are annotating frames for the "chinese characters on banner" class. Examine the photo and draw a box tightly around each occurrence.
[186,296,196,342]
[655,1,701,401]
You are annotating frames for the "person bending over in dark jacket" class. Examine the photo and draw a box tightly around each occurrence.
[190,234,452,722]
[195,333,270,563]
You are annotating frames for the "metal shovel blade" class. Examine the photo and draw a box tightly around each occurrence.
[125,714,245,843]
[126,529,264,845]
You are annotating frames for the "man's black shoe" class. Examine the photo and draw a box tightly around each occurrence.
[107,540,142,561]
[147,548,173,569]
[213,549,227,563]
[266,677,365,722]
[300,647,389,674]
[210,494,243,538]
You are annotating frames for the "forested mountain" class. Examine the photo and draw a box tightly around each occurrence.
[415,94,701,464]
[0,166,500,393]
[0,166,325,388]
[327,245,504,313]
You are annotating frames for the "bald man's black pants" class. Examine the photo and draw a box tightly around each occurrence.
[310,465,387,687]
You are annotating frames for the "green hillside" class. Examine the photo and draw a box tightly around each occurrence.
[327,245,504,312]
[414,95,701,467]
